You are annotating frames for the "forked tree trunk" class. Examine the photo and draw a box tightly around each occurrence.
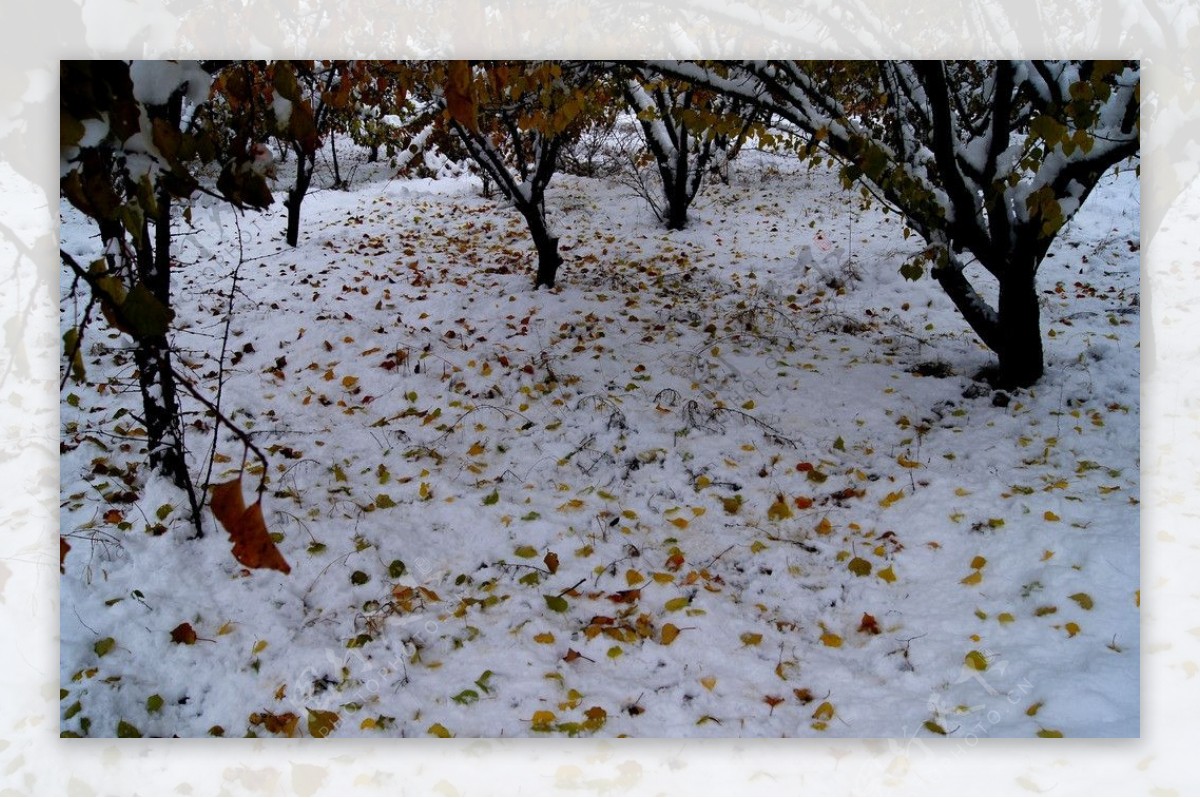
[933,250,1045,389]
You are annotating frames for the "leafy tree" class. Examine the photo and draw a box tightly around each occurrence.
[441,60,609,289]
[60,60,275,533]
[647,60,1140,388]
[621,68,759,230]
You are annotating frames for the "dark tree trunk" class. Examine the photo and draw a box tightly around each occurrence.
[330,133,343,188]
[933,249,1045,390]
[993,258,1045,389]
[285,154,312,247]
[526,211,562,289]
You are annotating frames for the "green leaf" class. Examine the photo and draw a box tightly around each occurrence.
[514,545,538,558]
[375,493,397,509]
[474,670,494,694]
[452,689,480,705]
[388,559,407,578]
[350,570,370,585]
[482,489,499,506]
[1069,592,1094,610]
[146,694,164,713]
[94,638,115,658]
[116,720,142,738]
[899,260,924,281]
[544,594,569,613]
[120,282,176,338]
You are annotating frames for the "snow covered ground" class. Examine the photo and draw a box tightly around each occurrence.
[59,140,1139,739]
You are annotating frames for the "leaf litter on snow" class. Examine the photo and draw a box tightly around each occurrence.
[59,144,1139,738]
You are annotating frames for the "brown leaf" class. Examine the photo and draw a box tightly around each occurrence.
[858,613,881,635]
[250,711,299,737]
[607,589,641,604]
[543,551,559,574]
[60,537,71,574]
[210,478,291,574]
[445,60,477,131]
[170,622,198,645]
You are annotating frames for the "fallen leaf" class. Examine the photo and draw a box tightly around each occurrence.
[170,622,197,645]
[307,708,339,738]
[858,613,881,634]
[60,538,71,574]
[210,478,290,574]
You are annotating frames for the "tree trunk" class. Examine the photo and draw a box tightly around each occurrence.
[933,250,1045,389]
[527,214,562,289]
[331,133,343,188]
[285,154,312,247]
[993,260,1045,389]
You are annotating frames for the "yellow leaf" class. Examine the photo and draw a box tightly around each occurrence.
[670,517,690,529]
[997,612,1015,624]
[970,556,987,570]
[847,557,872,576]
[692,506,706,517]
[767,498,793,521]
[1036,729,1064,738]
[820,632,843,648]
[740,632,763,646]
[360,718,377,730]
[252,640,268,654]
[468,441,486,456]
[879,490,905,508]
[533,632,555,644]
[1044,510,1060,521]
[1064,622,1081,637]
[427,722,453,738]
[815,517,833,535]
[961,570,983,586]
[696,475,712,489]
[812,701,835,721]
[1069,592,1094,610]
[897,454,921,468]
[954,487,971,496]
[964,650,988,671]
[661,624,681,645]
[1026,701,1043,716]
[217,621,236,636]
[700,675,717,691]
[1042,550,1055,561]
[341,375,358,389]
[652,572,675,585]
[664,597,690,612]
[877,566,897,583]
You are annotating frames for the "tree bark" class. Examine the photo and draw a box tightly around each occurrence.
[526,211,562,289]
[285,153,312,247]
[993,257,1044,389]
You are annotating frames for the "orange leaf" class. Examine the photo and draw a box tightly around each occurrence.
[445,60,477,131]
[210,478,291,574]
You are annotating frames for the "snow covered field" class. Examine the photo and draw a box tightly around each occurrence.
[59,141,1139,739]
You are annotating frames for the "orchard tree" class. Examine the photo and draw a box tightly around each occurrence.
[649,60,1140,388]
[60,60,276,529]
[622,68,760,230]
[440,60,609,289]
